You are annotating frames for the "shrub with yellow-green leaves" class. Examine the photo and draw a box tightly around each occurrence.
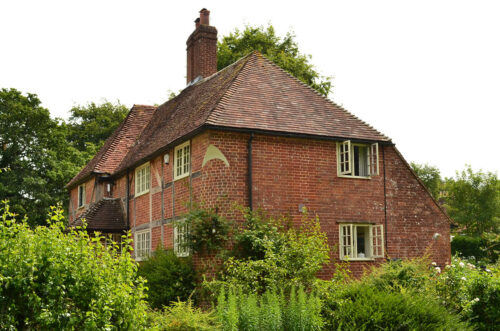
[0,201,148,330]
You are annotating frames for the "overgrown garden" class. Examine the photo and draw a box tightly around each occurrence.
[1,200,498,330]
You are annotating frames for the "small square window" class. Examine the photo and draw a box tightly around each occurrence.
[135,229,151,261]
[174,220,190,257]
[339,223,384,260]
[337,141,379,178]
[135,162,150,197]
[174,141,190,180]
[78,184,85,208]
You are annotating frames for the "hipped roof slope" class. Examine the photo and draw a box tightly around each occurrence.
[66,104,156,188]
[117,52,390,173]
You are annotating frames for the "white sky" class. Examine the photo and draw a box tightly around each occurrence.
[1,0,499,178]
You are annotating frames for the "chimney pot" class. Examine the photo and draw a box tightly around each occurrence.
[195,17,200,29]
[199,8,210,25]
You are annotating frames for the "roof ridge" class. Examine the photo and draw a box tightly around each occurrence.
[254,53,391,141]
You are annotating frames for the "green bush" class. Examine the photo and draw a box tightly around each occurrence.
[0,201,148,330]
[216,286,323,331]
[452,234,499,263]
[206,211,330,294]
[138,248,196,309]
[145,300,220,331]
[184,207,230,254]
[452,235,489,261]
[323,283,470,330]
[435,257,500,330]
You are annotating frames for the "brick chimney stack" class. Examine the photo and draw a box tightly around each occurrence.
[186,8,218,84]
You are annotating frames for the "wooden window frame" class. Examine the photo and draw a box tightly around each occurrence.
[339,223,384,261]
[174,220,190,257]
[135,162,150,197]
[174,141,191,180]
[337,141,379,178]
[134,229,151,261]
[78,184,86,208]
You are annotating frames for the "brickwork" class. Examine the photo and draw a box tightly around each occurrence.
[69,129,450,277]
[186,9,217,84]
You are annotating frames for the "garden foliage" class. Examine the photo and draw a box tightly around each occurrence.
[145,300,220,331]
[138,248,196,310]
[216,286,323,331]
[206,210,330,294]
[0,201,147,330]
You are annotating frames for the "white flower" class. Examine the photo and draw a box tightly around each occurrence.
[435,267,441,273]
[459,262,465,267]
[474,298,480,302]
[445,265,451,269]
[467,263,475,269]
[431,262,437,266]
[461,277,466,281]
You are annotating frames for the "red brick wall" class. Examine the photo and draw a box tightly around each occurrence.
[198,131,450,277]
[98,129,450,277]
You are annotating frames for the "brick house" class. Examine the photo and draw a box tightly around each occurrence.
[67,9,451,276]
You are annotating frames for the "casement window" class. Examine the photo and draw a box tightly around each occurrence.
[174,220,190,257]
[338,140,379,178]
[135,229,151,261]
[78,184,85,208]
[339,224,384,260]
[135,162,150,197]
[174,141,190,180]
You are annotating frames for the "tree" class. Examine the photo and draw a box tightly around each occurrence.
[0,89,117,225]
[410,162,442,199]
[218,25,332,96]
[444,166,499,235]
[66,101,128,151]
[0,88,70,224]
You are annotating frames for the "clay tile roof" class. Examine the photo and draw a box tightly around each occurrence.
[207,52,390,142]
[116,52,390,173]
[66,104,156,188]
[69,198,126,232]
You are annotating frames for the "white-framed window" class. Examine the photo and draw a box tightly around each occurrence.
[339,223,384,260]
[135,229,151,261]
[337,141,379,178]
[174,141,191,180]
[174,220,190,257]
[78,184,85,208]
[135,162,150,197]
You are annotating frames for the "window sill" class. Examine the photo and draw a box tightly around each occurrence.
[341,258,376,262]
[337,174,372,179]
[174,173,189,181]
[135,190,149,198]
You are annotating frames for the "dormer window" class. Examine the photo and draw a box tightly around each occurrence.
[337,140,379,178]
[78,184,85,208]
[174,141,190,180]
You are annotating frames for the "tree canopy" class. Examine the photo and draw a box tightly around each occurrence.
[410,162,442,199]
[445,166,499,235]
[217,25,332,97]
[0,89,127,225]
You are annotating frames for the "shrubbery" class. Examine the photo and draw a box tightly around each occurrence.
[0,202,147,330]
[138,248,196,310]
[323,284,469,330]
[145,300,220,331]
[435,257,500,330]
[321,258,471,330]
[205,210,330,294]
[452,234,499,264]
[217,286,323,331]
